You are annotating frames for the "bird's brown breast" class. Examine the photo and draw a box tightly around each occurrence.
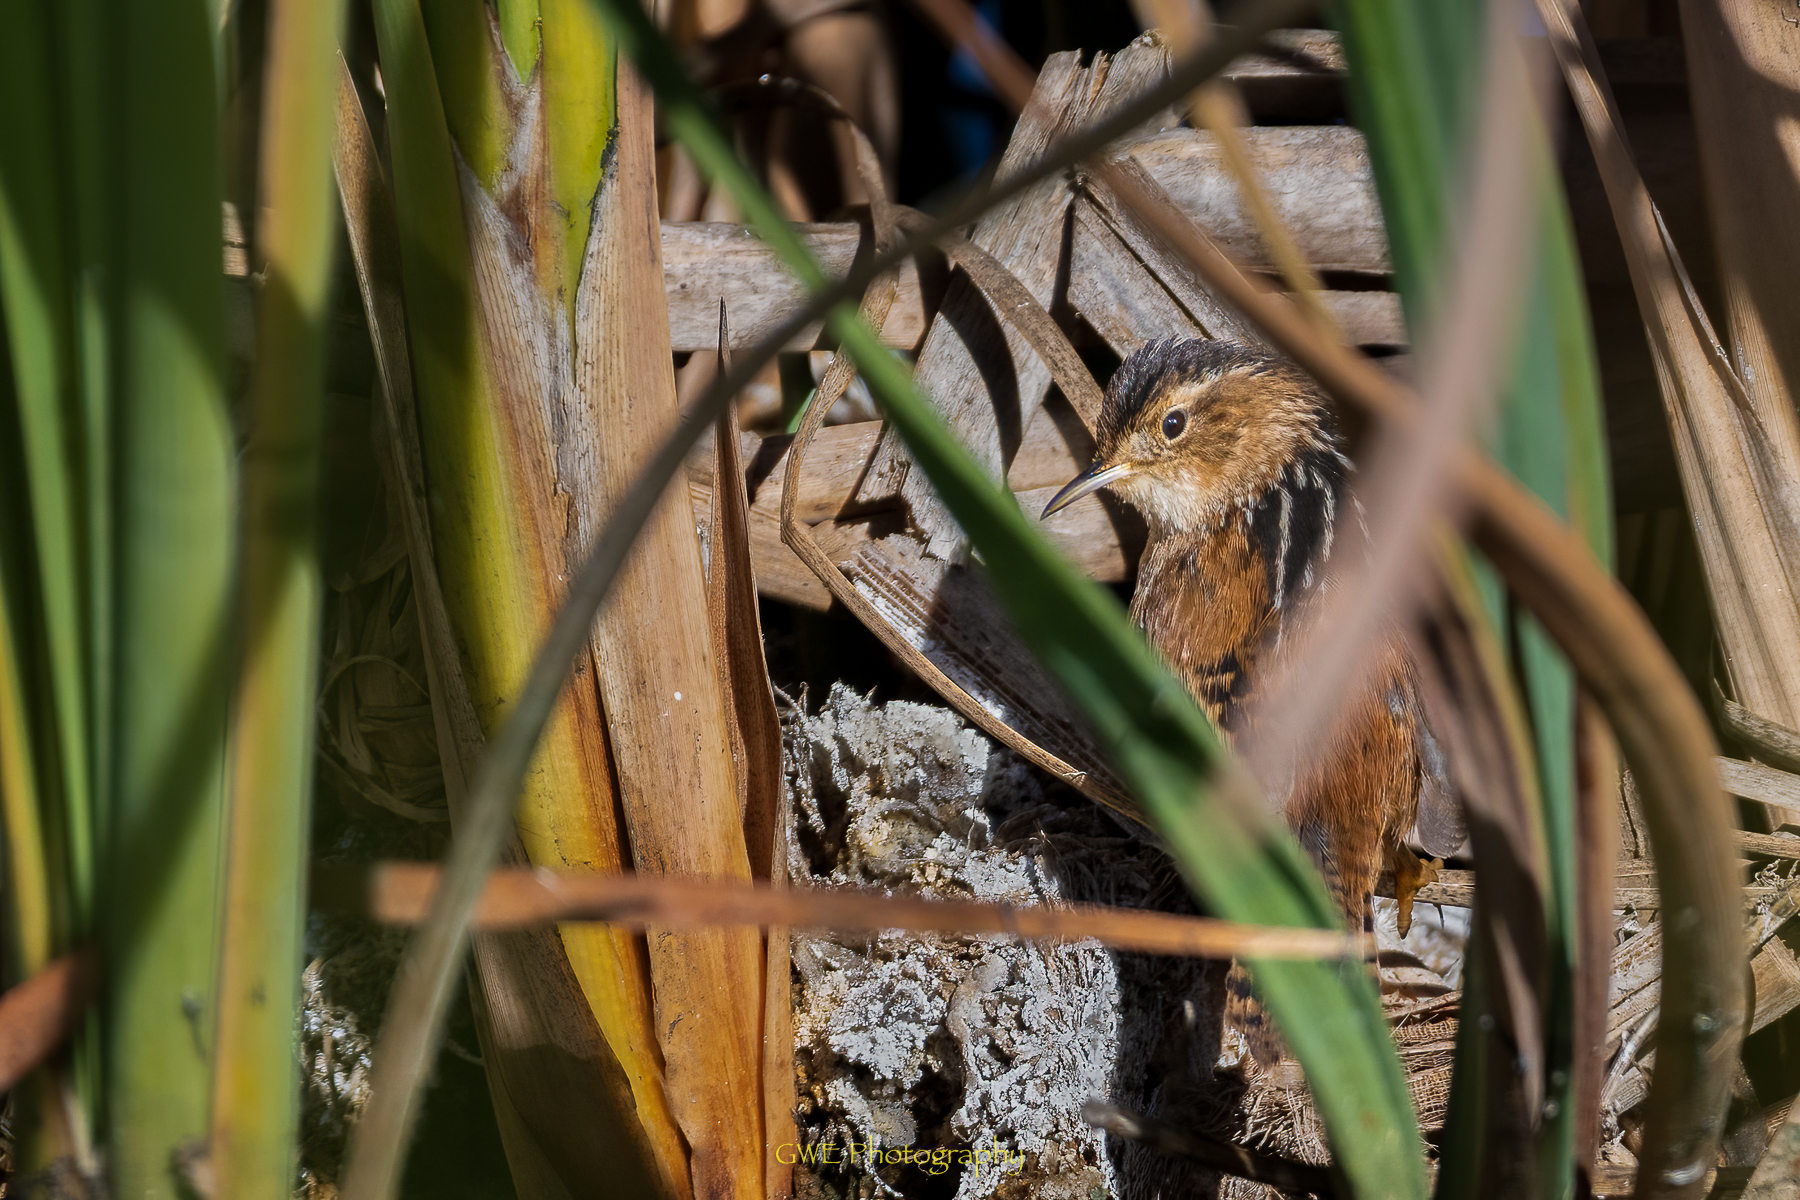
[1131,525,1276,738]
[1129,512,1422,933]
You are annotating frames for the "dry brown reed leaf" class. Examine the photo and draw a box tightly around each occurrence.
[1537,0,1800,731]
[699,309,792,1198]
[761,779,795,1200]
[1411,553,1549,1100]
[1675,0,1800,669]
[705,312,785,881]
[327,862,1369,959]
[331,63,685,1200]
[575,62,764,1200]
[1718,683,1800,778]
[0,952,94,1095]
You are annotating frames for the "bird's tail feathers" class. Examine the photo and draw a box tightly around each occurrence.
[1224,960,1286,1066]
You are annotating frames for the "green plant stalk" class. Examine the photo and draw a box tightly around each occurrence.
[0,524,52,980]
[1338,0,1610,1190]
[496,0,541,79]
[0,0,110,1162]
[420,0,512,188]
[209,0,345,1194]
[363,2,690,1190]
[103,0,234,1193]
[58,0,118,915]
[0,399,52,978]
[1505,245,1581,1185]
[0,501,67,1174]
[595,0,1425,1192]
[540,0,613,309]
[1434,919,1491,1197]
[0,0,97,958]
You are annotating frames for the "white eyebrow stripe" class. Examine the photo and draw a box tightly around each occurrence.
[1274,471,1294,610]
[1320,474,1338,563]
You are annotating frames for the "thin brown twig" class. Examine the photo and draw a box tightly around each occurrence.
[318,862,1368,959]
[1716,680,1800,777]
[0,952,96,1095]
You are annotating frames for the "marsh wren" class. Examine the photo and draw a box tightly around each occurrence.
[1043,338,1431,1062]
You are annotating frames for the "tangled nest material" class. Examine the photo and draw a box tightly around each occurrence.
[785,684,1464,1199]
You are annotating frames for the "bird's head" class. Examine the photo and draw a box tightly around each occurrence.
[1041,338,1339,533]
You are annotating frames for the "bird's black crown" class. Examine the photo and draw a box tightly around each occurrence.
[1095,338,1287,450]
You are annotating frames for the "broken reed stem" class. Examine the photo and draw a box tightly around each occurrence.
[0,952,96,1096]
[1716,681,1800,777]
[335,252,733,1200]
[321,862,1368,960]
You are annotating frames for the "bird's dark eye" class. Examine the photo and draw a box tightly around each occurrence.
[1161,409,1187,440]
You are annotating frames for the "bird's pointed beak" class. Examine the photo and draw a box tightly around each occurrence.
[1040,462,1133,519]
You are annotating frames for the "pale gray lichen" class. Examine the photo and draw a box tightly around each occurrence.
[783,683,1466,1200]
[788,684,1205,1200]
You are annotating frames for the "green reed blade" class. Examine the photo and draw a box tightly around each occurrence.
[1336,0,1613,1193]
[103,0,235,1194]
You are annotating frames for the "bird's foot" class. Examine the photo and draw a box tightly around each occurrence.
[1391,848,1441,938]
